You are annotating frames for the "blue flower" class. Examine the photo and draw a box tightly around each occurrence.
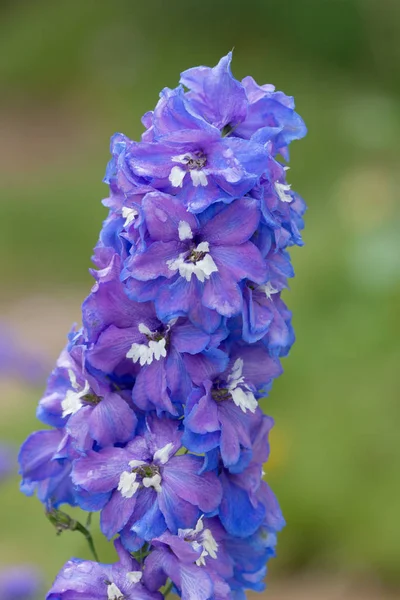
[19,52,307,599]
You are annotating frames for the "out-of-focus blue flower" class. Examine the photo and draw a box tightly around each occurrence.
[0,325,46,384]
[0,443,15,481]
[0,566,42,600]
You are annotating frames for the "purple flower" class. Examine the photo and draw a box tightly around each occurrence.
[19,429,77,508]
[47,540,161,600]
[72,416,222,540]
[83,269,228,414]
[143,517,232,600]
[218,416,285,538]
[123,84,268,213]
[183,345,282,467]
[37,345,137,453]
[19,52,307,599]
[179,52,248,131]
[123,193,266,322]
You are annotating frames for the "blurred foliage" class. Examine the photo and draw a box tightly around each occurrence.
[0,0,399,591]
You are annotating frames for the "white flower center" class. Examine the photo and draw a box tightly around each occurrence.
[167,241,218,283]
[275,182,292,203]
[126,571,142,584]
[178,220,193,241]
[118,460,163,499]
[61,369,91,418]
[169,153,208,188]
[142,472,162,493]
[227,358,257,413]
[121,206,138,227]
[179,516,219,567]
[107,582,124,600]
[117,471,140,499]
[258,281,279,300]
[153,442,174,465]
[126,324,167,366]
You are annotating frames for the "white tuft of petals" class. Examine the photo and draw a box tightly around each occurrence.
[153,442,174,465]
[126,571,142,584]
[108,583,124,600]
[258,282,279,300]
[138,322,153,336]
[227,358,257,413]
[61,372,91,418]
[167,241,218,283]
[121,206,138,227]
[275,182,292,203]
[180,516,219,567]
[142,472,162,493]
[126,337,167,366]
[170,153,208,187]
[190,170,208,187]
[118,471,140,499]
[178,220,193,241]
[169,166,186,187]
[201,527,219,560]
[128,459,146,469]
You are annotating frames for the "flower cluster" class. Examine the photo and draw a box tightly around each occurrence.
[19,53,306,599]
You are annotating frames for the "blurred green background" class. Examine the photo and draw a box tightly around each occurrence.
[1,0,399,597]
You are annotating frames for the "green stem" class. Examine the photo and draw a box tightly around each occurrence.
[46,507,100,562]
[163,580,173,598]
[74,520,100,562]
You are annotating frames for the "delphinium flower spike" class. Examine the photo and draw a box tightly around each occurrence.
[19,52,306,599]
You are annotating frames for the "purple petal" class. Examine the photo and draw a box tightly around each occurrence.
[132,360,177,415]
[152,85,218,139]
[101,489,135,539]
[66,406,92,454]
[163,455,222,512]
[83,277,158,342]
[181,52,248,129]
[202,197,260,246]
[126,142,174,179]
[89,393,137,447]
[142,192,198,242]
[72,448,127,493]
[185,386,220,434]
[158,481,200,532]
[165,349,192,405]
[203,268,243,317]
[212,242,267,284]
[19,430,64,482]
[145,414,182,455]
[184,349,229,386]
[218,402,252,466]
[155,276,198,322]
[126,241,181,281]
[87,325,140,372]
[242,286,273,343]
[130,487,167,542]
[171,321,210,354]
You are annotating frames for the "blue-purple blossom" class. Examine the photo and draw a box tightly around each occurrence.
[0,443,15,481]
[0,566,42,600]
[0,325,46,384]
[72,416,222,540]
[47,540,161,600]
[19,52,306,599]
